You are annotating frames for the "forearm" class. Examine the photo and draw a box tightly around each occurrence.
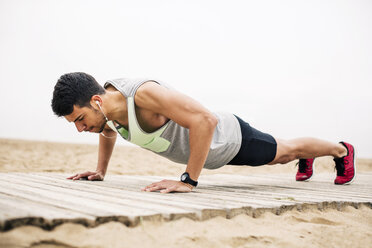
[96,131,117,176]
[186,114,217,181]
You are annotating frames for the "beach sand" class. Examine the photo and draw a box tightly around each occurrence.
[1,138,372,248]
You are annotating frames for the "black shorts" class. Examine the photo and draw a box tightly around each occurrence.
[228,115,277,166]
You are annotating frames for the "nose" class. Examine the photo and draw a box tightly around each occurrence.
[75,122,86,132]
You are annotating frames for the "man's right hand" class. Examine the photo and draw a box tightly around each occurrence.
[66,171,104,181]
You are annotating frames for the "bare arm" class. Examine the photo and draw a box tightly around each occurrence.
[67,127,117,181]
[137,82,218,192]
[96,128,117,176]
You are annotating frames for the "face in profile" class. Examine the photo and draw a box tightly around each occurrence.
[64,104,107,133]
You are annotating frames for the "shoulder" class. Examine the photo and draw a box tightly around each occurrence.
[135,80,187,114]
[136,81,170,102]
[137,80,166,92]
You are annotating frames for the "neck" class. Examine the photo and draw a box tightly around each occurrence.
[101,90,128,123]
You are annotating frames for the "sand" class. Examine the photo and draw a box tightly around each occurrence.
[1,138,372,248]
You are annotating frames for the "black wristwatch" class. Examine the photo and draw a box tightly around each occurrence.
[180,172,198,187]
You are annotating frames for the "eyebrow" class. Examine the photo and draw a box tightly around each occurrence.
[73,114,82,123]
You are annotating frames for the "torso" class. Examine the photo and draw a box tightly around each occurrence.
[105,84,169,133]
[134,106,169,133]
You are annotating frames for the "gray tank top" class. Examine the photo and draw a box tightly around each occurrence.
[104,78,242,169]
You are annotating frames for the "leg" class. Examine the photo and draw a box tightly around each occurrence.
[268,137,347,165]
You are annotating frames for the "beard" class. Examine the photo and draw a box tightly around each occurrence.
[93,108,108,133]
[98,120,106,133]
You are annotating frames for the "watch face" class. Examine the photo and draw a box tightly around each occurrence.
[181,174,187,181]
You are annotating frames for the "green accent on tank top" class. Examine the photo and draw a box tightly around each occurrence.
[116,126,129,139]
[107,96,170,153]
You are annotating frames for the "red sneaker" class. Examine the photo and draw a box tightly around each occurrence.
[296,158,314,181]
[334,142,356,185]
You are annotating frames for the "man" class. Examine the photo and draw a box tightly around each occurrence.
[51,72,356,193]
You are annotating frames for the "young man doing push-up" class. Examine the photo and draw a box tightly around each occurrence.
[51,72,356,193]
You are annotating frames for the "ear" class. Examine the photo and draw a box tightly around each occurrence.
[90,95,102,109]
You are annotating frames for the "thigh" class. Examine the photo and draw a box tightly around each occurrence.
[228,116,277,166]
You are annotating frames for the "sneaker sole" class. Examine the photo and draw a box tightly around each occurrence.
[344,145,357,185]
[336,144,357,185]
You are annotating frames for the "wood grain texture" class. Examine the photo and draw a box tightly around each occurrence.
[0,173,371,231]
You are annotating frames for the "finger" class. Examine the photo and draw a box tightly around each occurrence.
[147,181,162,188]
[79,171,95,177]
[72,172,94,180]
[141,184,153,191]
[145,185,162,192]
[72,175,86,180]
[66,174,77,179]
[72,175,83,180]
[73,175,84,180]
[160,185,177,194]
[141,186,151,191]
[142,181,163,191]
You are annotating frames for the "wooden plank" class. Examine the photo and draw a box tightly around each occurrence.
[0,177,198,218]
[4,174,250,222]
[199,180,372,201]
[22,173,371,209]
[0,193,95,220]
[24,174,275,209]
[0,192,96,231]
[4,174,246,212]
[200,174,372,197]
[100,174,372,204]
[13,173,372,207]
[0,173,370,231]
[0,180,155,217]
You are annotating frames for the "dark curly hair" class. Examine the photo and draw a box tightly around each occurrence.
[51,72,105,117]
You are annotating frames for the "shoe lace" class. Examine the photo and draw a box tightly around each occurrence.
[297,159,307,173]
[334,157,346,176]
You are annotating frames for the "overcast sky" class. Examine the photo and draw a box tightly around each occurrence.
[0,0,371,157]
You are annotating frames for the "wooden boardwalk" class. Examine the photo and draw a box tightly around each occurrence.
[0,172,371,231]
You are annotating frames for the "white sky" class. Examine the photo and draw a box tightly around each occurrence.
[0,0,371,157]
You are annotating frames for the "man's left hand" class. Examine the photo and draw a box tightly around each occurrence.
[141,179,193,193]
